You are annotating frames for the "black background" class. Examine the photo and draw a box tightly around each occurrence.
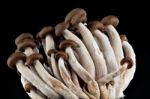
[0,1,149,99]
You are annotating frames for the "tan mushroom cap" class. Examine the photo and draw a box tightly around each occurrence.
[17,39,36,52]
[26,53,44,66]
[55,51,68,61]
[120,57,133,69]
[88,21,105,32]
[36,26,54,39]
[64,8,87,27]
[101,15,119,27]
[24,82,35,93]
[120,34,128,42]
[7,52,26,69]
[59,40,79,50]
[47,49,58,56]
[15,33,33,45]
[55,22,69,36]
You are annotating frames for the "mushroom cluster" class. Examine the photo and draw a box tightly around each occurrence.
[7,8,136,99]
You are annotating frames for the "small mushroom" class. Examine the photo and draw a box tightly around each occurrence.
[55,51,89,99]
[116,35,136,97]
[55,22,95,78]
[101,15,124,64]
[37,26,62,81]
[64,8,107,80]
[88,21,119,73]
[59,40,100,99]
[7,52,60,98]
[26,53,79,99]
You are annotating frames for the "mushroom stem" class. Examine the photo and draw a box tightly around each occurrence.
[71,69,81,90]
[77,23,107,79]
[63,29,95,78]
[93,30,119,73]
[104,25,124,64]
[31,59,78,99]
[20,76,45,99]
[24,47,34,57]
[16,60,60,98]
[58,57,89,99]
[65,47,100,99]
[117,38,136,97]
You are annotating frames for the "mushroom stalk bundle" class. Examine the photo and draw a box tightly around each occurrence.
[7,8,136,99]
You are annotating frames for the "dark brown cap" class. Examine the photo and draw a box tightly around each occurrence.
[17,39,36,52]
[55,22,69,36]
[15,33,33,45]
[26,53,44,66]
[55,51,68,61]
[101,15,119,27]
[120,34,128,42]
[88,21,105,33]
[7,52,26,69]
[24,82,35,93]
[120,57,133,69]
[36,26,54,39]
[47,49,58,56]
[64,8,87,27]
[59,40,79,50]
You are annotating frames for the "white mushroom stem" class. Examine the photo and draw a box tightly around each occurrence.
[62,29,95,78]
[50,53,62,80]
[24,47,34,57]
[33,60,79,99]
[93,30,119,73]
[20,76,45,99]
[44,34,62,81]
[65,47,93,83]
[118,40,136,97]
[104,25,124,64]
[43,63,53,75]
[58,57,89,99]
[16,60,60,98]
[77,23,107,79]
[71,69,81,90]
[65,47,100,99]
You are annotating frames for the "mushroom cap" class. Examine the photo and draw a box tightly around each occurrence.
[59,40,79,50]
[17,39,36,52]
[55,22,69,36]
[47,49,58,56]
[120,57,133,69]
[55,51,68,61]
[36,26,54,39]
[101,15,119,27]
[7,52,26,69]
[26,53,44,66]
[15,33,33,45]
[64,8,87,27]
[88,21,105,33]
[24,82,35,93]
[120,34,128,42]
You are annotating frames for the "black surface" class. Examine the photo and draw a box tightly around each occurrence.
[0,1,149,99]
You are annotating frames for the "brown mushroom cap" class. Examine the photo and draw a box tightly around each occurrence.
[59,40,79,50]
[47,49,58,56]
[17,40,36,52]
[55,51,68,61]
[120,34,128,42]
[55,22,69,36]
[88,21,105,33]
[120,57,133,69]
[24,82,35,93]
[7,52,26,69]
[15,33,33,45]
[101,15,119,27]
[36,26,54,39]
[64,8,87,27]
[26,53,44,66]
